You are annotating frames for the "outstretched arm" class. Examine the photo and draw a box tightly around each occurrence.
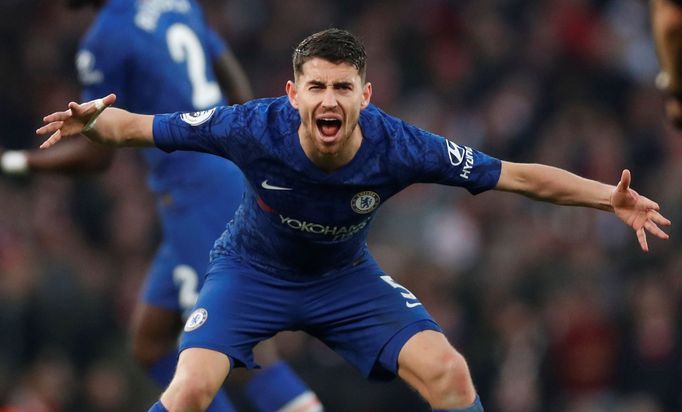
[37,94,154,149]
[495,161,671,252]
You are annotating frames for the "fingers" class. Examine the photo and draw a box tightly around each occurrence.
[42,108,73,123]
[70,100,96,118]
[78,94,116,116]
[636,227,649,253]
[39,129,62,150]
[102,93,116,107]
[634,210,671,251]
[36,120,64,136]
[81,94,116,133]
[72,99,100,116]
[644,220,670,240]
[36,120,65,149]
[648,209,672,227]
[639,195,661,211]
[41,95,114,123]
[628,207,671,251]
[63,93,116,119]
[35,95,116,150]
[617,169,631,192]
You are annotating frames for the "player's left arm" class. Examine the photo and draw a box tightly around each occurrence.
[495,161,671,251]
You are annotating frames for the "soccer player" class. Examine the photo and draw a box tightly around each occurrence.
[651,0,682,128]
[36,28,671,412]
[6,1,323,411]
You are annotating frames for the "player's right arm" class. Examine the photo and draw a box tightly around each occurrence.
[37,94,155,149]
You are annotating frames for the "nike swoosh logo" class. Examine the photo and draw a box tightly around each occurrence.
[405,301,422,308]
[261,180,293,191]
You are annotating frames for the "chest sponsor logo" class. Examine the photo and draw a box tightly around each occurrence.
[261,180,293,191]
[279,214,370,241]
[351,191,380,214]
[180,108,216,126]
[184,308,208,332]
[446,140,474,180]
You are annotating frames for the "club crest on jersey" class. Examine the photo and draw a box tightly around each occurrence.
[184,308,208,332]
[181,108,216,126]
[351,191,380,214]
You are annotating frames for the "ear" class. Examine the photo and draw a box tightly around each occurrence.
[286,80,298,109]
[360,82,372,109]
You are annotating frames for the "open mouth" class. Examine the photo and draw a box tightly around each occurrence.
[316,117,342,138]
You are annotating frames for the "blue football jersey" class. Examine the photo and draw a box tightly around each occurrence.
[76,0,235,195]
[153,97,501,277]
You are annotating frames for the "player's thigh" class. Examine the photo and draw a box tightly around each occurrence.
[306,258,441,380]
[162,347,231,406]
[177,347,231,383]
[179,256,294,370]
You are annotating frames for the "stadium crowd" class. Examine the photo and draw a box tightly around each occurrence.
[1,0,681,411]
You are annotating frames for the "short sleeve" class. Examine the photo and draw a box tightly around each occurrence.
[152,104,249,163]
[400,123,501,194]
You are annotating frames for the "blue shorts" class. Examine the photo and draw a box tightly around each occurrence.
[179,252,441,380]
[141,172,244,318]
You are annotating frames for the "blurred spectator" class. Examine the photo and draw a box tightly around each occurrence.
[650,0,682,128]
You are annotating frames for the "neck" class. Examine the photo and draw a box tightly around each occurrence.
[299,126,363,173]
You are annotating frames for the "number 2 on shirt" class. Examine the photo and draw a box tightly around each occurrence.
[167,23,221,109]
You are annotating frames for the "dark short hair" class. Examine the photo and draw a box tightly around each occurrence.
[292,28,367,80]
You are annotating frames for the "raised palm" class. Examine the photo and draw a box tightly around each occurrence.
[611,169,670,252]
[36,93,116,149]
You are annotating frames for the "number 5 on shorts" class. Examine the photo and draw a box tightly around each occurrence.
[380,275,422,308]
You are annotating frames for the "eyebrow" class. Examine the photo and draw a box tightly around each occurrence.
[306,80,354,88]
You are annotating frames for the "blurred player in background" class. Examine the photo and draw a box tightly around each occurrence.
[36,28,671,412]
[651,0,682,128]
[0,1,322,411]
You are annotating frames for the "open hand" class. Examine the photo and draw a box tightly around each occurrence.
[36,94,116,149]
[611,169,671,252]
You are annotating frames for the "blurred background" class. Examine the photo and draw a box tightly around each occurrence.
[1,0,682,411]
